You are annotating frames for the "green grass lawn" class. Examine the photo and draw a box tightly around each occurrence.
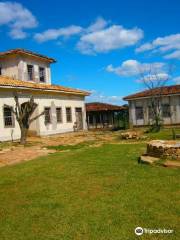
[144,128,180,140]
[0,143,179,240]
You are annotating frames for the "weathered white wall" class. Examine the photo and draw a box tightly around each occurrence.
[128,95,180,126]
[0,55,51,84]
[19,56,51,84]
[0,90,87,141]
[0,56,19,79]
[36,94,87,136]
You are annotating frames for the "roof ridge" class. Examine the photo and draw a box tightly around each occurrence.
[0,48,56,63]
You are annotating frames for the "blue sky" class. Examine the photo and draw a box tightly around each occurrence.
[0,0,180,104]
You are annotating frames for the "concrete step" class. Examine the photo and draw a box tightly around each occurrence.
[140,154,160,164]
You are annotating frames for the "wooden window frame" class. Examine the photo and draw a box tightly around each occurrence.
[39,67,46,83]
[56,107,63,123]
[27,64,34,81]
[148,106,154,119]
[44,107,51,125]
[135,106,143,120]
[162,103,171,118]
[66,107,72,123]
[3,106,15,128]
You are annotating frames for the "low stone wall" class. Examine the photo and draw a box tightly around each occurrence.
[147,140,180,160]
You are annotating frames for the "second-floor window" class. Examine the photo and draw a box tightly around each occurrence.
[27,64,34,81]
[39,67,46,82]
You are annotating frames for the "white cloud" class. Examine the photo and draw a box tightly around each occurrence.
[164,50,180,60]
[86,90,123,105]
[77,25,143,55]
[34,25,83,42]
[173,76,180,84]
[34,17,107,43]
[106,60,164,77]
[86,17,108,33]
[135,42,154,53]
[137,73,169,83]
[136,33,180,59]
[0,1,38,39]
[153,34,180,46]
[9,28,26,39]
[34,16,143,54]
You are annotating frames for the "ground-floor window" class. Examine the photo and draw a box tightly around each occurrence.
[148,106,154,119]
[135,106,143,120]
[162,104,171,118]
[66,107,72,122]
[3,106,14,127]
[56,107,62,123]
[44,107,51,125]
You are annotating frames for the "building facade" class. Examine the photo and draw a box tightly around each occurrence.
[0,49,89,141]
[123,85,180,127]
[86,102,127,129]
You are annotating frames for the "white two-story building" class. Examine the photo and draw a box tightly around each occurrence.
[0,48,89,141]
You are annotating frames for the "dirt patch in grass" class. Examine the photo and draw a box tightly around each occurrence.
[1,128,178,167]
[0,131,119,167]
[34,131,119,146]
[0,146,55,167]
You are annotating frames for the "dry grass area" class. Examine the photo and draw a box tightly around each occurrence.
[0,145,56,167]
[0,128,178,167]
[30,130,120,146]
[0,131,120,167]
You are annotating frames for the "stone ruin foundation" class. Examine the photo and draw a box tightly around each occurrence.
[147,140,180,161]
[121,131,140,140]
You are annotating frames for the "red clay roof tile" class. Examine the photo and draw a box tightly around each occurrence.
[0,75,90,96]
[86,102,126,111]
[123,85,180,100]
[0,48,56,63]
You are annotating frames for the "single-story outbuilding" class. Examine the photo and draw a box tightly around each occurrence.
[123,85,180,127]
[86,102,127,129]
